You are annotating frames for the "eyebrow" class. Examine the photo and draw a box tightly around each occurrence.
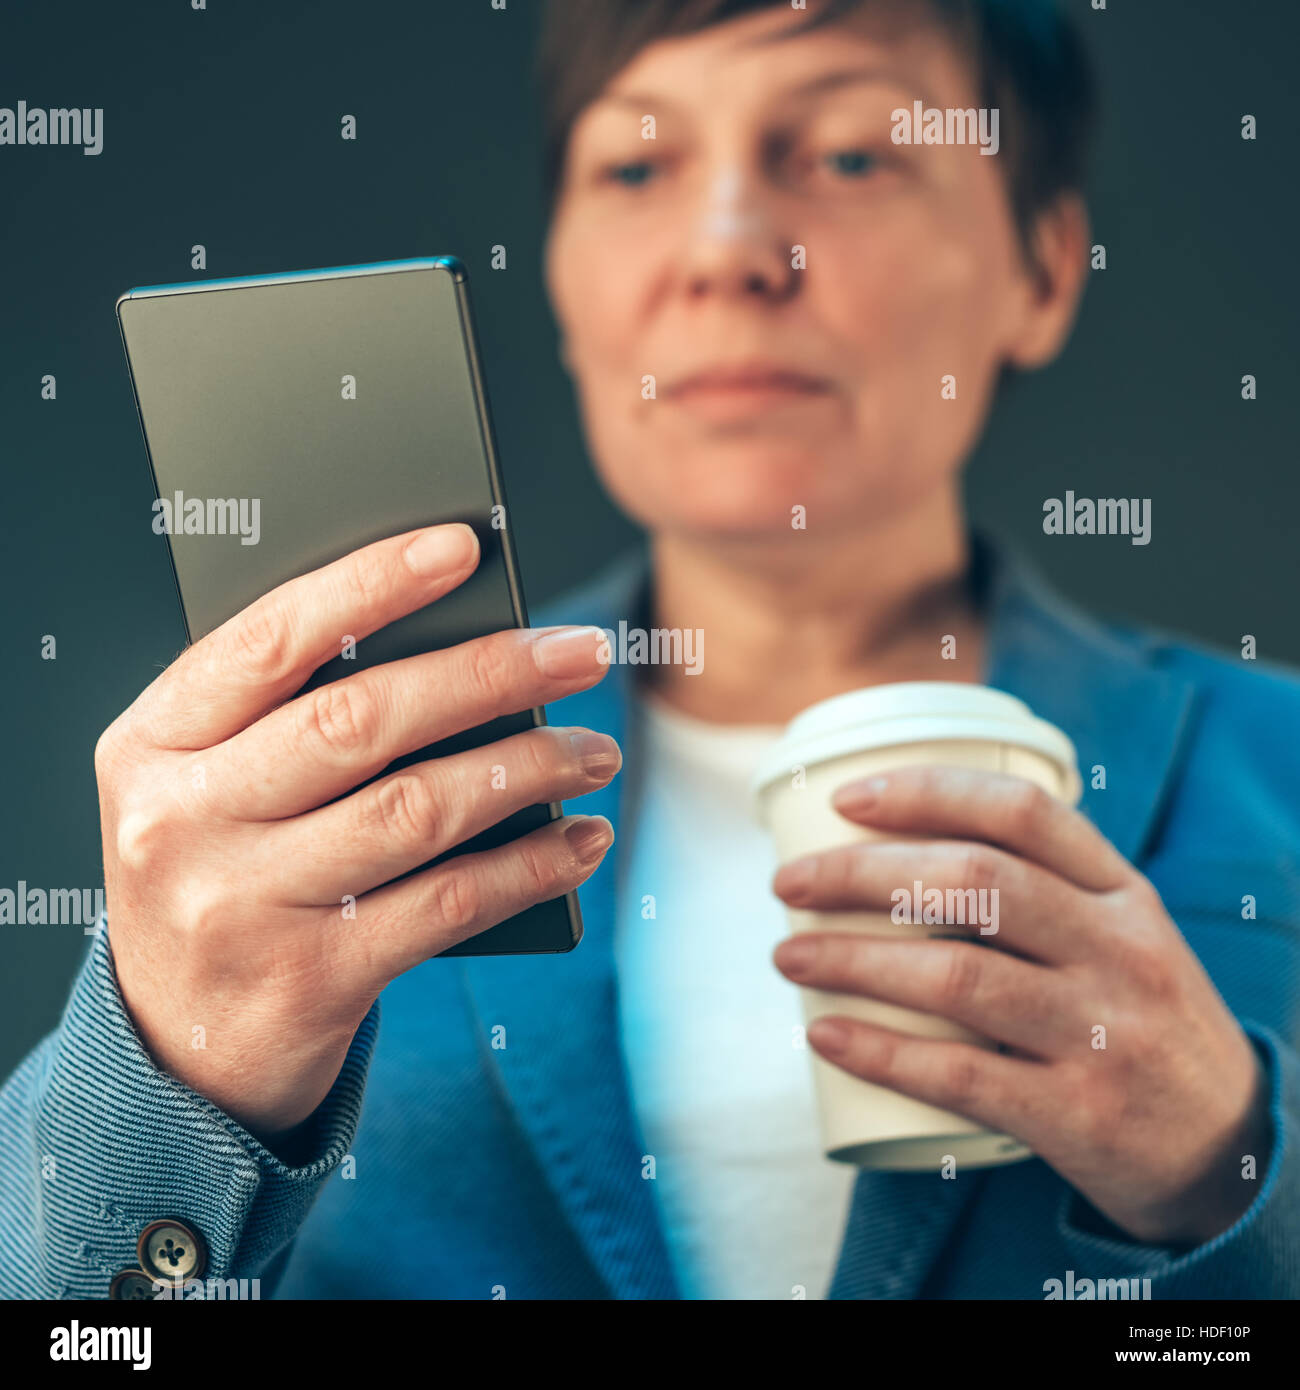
[598,66,934,114]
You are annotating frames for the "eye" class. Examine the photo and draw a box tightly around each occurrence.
[822,148,878,178]
[602,159,658,188]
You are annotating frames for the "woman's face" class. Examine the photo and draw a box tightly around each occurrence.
[544,4,1085,545]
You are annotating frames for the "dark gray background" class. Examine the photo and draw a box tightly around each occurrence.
[1,0,1297,1077]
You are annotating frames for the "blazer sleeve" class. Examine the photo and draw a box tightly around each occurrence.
[1054,1019,1300,1297]
[0,914,378,1299]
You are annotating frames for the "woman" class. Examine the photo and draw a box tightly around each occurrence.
[2,0,1297,1300]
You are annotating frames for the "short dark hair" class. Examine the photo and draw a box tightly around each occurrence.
[536,0,1096,258]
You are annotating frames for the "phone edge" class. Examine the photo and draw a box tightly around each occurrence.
[449,265,587,954]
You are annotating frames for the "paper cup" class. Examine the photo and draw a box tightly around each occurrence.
[752,682,1081,1171]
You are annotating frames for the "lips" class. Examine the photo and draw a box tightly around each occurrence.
[662,361,836,424]
[666,362,834,396]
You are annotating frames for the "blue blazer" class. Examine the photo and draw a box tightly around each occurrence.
[3,537,1299,1298]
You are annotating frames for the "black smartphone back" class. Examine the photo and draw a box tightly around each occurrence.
[116,257,582,955]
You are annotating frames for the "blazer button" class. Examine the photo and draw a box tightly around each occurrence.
[109,1268,158,1301]
[137,1217,207,1283]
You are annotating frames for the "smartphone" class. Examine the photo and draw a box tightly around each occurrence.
[115,256,582,955]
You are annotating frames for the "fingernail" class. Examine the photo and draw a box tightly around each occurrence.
[565,815,614,861]
[808,1019,851,1056]
[532,626,609,679]
[773,855,817,904]
[569,730,622,778]
[774,936,818,979]
[404,524,478,576]
[834,775,888,812]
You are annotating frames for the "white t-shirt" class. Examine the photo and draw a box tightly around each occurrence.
[613,689,858,1300]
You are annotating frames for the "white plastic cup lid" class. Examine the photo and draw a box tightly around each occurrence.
[750,681,1082,810]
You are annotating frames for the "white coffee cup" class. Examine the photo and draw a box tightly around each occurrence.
[752,681,1082,1171]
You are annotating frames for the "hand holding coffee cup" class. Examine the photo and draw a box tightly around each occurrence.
[754,683,1081,1170]
[755,683,1271,1247]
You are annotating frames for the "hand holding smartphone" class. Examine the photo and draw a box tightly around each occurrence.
[100,259,618,1140]
[116,257,596,955]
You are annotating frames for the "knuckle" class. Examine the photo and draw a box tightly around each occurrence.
[909,765,943,802]
[938,947,984,1012]
[184,884,233,937]
[342,548,392,611]
[229,602,294,683]
[430,865,480,933]
[522,727,567,783]
[941,1050,982,1107]
[1006,780,1050,835]
[459,640,515,714]
[1128,873,1165,917]
[519,836,562,900]
[1119,933,1177,1003]
[114,808,169,871]
[868,1028,904,1085]
[958,845,999,896]
[94,725,124,783]
[304,681,377,757]
[374,773,441,847]
[1071,1075,1124,1153]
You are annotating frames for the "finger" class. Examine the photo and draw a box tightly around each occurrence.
[830,765,1131,893]
[132,523,482,750]
[205,624,613,820]
[804,1016,1047,1146]
[773,932,1078,1058]
[337,813,614,977]
[261,724,622,902]
[771,838,1091,964]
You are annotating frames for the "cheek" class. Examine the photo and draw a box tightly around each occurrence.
[811,210,1016,479]
[548,211,666,366]
[820,225,1003,388]
[548,216,681,505]
[554,256,648,465]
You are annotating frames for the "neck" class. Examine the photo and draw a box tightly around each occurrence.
[639,488,986,725]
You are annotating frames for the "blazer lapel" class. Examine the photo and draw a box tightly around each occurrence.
[978,535,1199,864]
[457,550,681,1299]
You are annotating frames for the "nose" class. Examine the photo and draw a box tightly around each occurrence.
[678,165,798,303]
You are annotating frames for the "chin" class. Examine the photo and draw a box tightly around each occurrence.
[600,443,886,539]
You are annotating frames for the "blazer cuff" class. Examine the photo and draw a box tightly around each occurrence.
[1055,1019,1300,1298]
[32,914,378,1297]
